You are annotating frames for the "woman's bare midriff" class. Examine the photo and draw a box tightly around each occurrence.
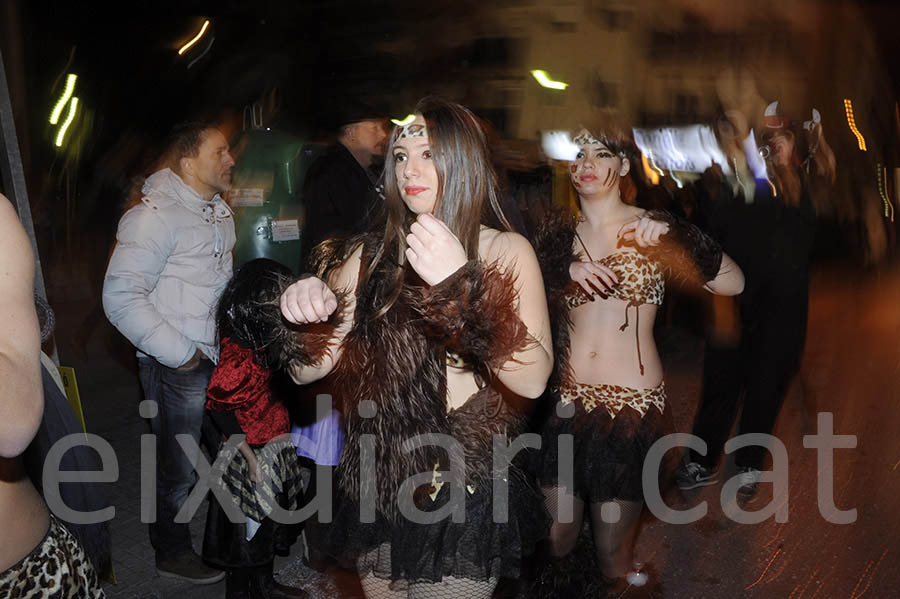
[0,457,50,571]
[568,297,663,389]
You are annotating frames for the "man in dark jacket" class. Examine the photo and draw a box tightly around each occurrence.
[300,106,388,266]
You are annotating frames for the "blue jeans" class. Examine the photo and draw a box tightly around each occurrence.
[138,356,214,559]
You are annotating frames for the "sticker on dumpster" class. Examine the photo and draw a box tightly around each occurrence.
[228,188,265,207]
[272,219,300,242]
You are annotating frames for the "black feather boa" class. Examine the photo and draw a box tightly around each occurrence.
[640,209,723,285]
[531,208,579,393]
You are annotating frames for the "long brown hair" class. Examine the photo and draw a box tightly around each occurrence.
[366,96,512,317]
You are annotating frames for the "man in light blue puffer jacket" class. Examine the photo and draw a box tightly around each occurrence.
[103,122,235,584]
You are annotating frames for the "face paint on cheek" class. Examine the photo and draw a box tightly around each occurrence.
[603,168,614,186]
[570,164,578,174]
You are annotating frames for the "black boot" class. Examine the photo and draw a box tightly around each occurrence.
[249,561,309,599]
[526,533,604,598]
[226,568,251,599]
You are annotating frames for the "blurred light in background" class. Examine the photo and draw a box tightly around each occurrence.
[49,74,77,124]
[877,163,894,221]
[633,125,730,175]
[55,96,79,147]
[178,20,210,55]
[391,114,415,126]
[843,99,867,151]
[531,69,568,90]
[641,153,660,185]
[541,130,579,161]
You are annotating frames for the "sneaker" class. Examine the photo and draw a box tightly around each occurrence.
[737,467,762,499]
[156,551,225,584]
[675,461,719,490]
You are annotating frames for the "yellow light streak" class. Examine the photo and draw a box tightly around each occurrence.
[49,74,77,124]
[641,153,659,185]
[648,156,665,178]
[54,97,78,147]
[843,99,867,151]
[391,114,415,126]
[531,69,568,90]
[178,20,210,55]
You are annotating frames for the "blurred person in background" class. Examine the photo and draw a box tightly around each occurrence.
[292,101,389,570]
[299,103,389,267]
[531,123,743,595]
[677,104,832,499]
[276,96,553,598]
[203,259,309,599]
[102,122,235,584]
[0,193,105,597]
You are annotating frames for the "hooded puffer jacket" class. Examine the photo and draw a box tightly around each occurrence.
[102,168,235,368]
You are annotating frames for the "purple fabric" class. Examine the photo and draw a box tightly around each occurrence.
[291,408,345,466]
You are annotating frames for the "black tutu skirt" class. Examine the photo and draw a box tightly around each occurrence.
[534,381,667,503]
[203,438,306,568]
[325,466,550,584]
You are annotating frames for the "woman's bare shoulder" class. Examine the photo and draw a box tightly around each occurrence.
[626,204,649,219]
[479,228,541,277]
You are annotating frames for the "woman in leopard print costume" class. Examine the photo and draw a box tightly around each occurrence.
[531,125,744,594]
[0,194,104,598]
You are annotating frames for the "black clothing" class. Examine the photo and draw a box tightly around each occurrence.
[24,364,112,575]
[284,234,548,584]
[300,143,378,268]
[690,172,815,470]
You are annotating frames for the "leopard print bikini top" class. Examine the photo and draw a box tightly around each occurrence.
[566,232,665,376]
[569,251,664,307]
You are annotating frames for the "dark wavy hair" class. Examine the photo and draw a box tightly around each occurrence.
[215,258,293,368]
[365,96,512,317]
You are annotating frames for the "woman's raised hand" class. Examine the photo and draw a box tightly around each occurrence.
[618,215,670,248]
[280,276,338,324]
[405,213,468,286]
[570,261,619,297]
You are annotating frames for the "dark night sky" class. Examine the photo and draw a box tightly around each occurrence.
[12,0,900,202]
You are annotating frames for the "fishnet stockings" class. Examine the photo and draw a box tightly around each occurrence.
[357,544,498,599]
[542,487,643,578]
[588,498,642,578]
[541,487,585,557]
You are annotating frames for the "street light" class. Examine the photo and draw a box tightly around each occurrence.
[531,69,568,90]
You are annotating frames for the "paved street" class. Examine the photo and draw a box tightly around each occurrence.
[51,257,900,598]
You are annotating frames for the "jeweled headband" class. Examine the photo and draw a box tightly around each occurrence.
[398,123,427,139]
[572,128,627,157]
[572,129,602,146]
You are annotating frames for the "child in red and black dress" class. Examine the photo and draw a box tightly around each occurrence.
[203,258,309,599]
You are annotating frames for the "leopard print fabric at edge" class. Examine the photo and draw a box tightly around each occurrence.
[0,514,105,598]
[565,251,664,310]
[560,380,666,419]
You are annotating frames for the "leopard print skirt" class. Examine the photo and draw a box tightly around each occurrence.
[0,514,105,598]
[535,381,667,503]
